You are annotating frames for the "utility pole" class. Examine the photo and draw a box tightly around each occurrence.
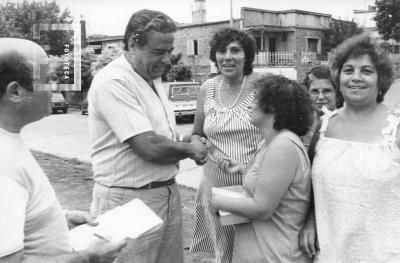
[230,0,233,27]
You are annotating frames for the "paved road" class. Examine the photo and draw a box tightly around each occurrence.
[22,109,203,189]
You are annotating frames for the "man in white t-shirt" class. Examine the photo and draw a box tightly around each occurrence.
[89,9,208,263]
[0,38,126,263]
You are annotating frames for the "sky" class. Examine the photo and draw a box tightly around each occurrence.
[8,0,377,36]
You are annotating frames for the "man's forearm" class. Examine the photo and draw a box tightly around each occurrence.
[146,135,197,164]
[127,131,207,164]
[19,251,91,263]
[127,133,193,164]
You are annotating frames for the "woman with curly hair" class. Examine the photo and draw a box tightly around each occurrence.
[211,74,314,263]
[189,28,263,263]
[300,33,400,262]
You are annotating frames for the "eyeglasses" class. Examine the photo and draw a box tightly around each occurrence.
[310,88,334,98]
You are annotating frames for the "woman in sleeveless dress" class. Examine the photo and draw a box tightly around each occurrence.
[189,28,263,263]
[211,75,314,262]
[300,33,400,262]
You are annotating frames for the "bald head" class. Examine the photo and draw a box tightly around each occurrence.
[0,38,48,98]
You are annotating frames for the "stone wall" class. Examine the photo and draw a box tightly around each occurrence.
[241,7,330,28]
[294,28,326,53]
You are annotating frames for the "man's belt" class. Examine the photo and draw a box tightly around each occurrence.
[135,178,176,189]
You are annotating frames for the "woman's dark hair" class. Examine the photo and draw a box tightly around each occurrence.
[303,66,334,89]
[124,9,177,51]
[331,33,393,103]
[303,65,343,108]
[255,74,314,136]
[209,28,256,75]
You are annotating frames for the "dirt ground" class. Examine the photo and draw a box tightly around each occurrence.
[33,151,213,263]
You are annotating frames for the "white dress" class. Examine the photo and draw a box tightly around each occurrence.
[312,109,400,263]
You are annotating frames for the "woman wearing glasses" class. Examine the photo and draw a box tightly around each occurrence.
[303,66,342,114]
[301,66,342,149]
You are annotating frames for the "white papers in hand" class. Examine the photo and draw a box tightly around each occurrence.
[211,186,250,225]
[69,198,163,251]
[211,186,245,198]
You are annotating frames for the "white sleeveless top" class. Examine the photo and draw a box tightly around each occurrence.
[312,109,400,263]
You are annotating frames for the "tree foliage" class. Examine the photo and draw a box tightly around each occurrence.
[92,47,123,75]
[162,53,192,82]
[323,19,363,54]
[0,0,72,55]
[49,50,96,92]
[374,0,400,42]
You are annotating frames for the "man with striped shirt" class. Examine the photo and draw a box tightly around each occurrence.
[88,10,207,263]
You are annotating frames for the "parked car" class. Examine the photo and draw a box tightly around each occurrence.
[80,97,88,115]
[51,92,68,114]
[162,81,200,120]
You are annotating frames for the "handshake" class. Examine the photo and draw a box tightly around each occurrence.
[186,134,209,165]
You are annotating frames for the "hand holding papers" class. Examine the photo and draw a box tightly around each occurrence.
[211,186,250,226]
[69,198,163,251]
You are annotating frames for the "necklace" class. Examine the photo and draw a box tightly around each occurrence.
[218,75,247,109]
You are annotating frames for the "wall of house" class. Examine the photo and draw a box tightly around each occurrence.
[294,28,325,53]
[101,39,124,53]
[242,10,280,27]
[286,32,297,52]
[291,28,326,81]
[292,13,330,28]
[242,8,330,29]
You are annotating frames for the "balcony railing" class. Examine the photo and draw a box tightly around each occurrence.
[255,51,294,66]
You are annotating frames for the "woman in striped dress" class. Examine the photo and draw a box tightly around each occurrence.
[189,28,263,263]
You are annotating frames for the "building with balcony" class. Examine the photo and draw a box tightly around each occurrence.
[176,7,333,82]
[86,6,339,82]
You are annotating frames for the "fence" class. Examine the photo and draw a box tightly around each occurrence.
[254,51,294,65]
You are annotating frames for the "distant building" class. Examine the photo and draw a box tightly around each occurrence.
[177,7,332,82]
[86,5,346,82]
[86,35,124,54]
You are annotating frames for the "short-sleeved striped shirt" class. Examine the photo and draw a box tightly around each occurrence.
[88,55,178,188]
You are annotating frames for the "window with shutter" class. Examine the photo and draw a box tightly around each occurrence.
[187,39,194,55]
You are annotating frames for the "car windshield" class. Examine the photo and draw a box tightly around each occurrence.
[52,93,64,100]
[171,85,199,98]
